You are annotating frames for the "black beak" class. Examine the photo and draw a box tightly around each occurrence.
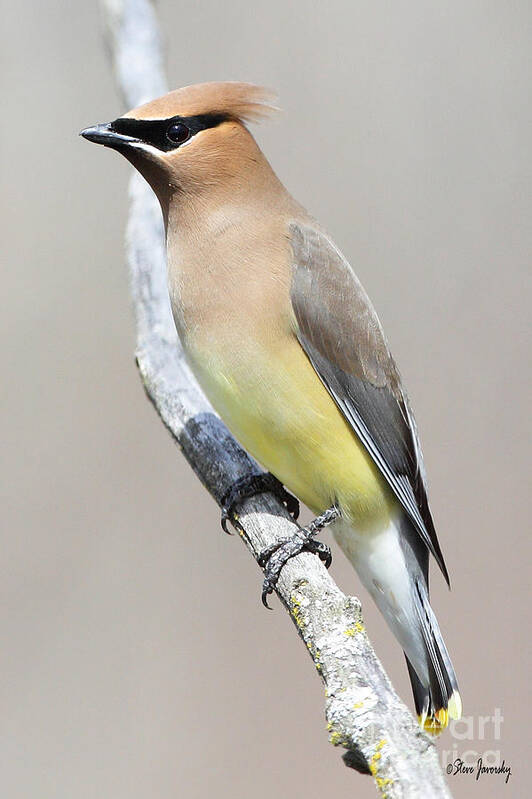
[79,123,140,149]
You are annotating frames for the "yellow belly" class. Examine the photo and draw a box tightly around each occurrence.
[187,332,395,531]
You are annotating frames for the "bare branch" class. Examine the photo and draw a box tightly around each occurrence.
[98,1,452,795]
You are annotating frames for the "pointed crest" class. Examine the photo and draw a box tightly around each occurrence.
[125,82,279,124]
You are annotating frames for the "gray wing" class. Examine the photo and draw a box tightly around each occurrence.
[289,222,449,584]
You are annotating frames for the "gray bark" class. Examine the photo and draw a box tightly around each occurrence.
[98,1,452,795]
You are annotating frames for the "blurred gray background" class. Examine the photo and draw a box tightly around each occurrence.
[2,1,530,797]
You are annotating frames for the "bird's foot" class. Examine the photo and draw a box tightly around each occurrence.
[258,506,339,608]
[220,473,300,534]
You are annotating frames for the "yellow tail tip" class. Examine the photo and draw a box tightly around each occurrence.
[448,691,462,721]
[418,693,462,735]
[418,708,448,735]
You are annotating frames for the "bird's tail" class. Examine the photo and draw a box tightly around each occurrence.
[405,574,462,734]
[333,515,461,734]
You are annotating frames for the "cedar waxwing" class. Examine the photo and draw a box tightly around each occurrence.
[81,81,461,733]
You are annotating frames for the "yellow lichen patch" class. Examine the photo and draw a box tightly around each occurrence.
[314,651,322,674]
[344,620,365,636]
[353,701,364,709]
[329,731,347,747]
[369,752,381,776]
[376,776,393,796]
[290,595,305,631]
[369,739,387,777]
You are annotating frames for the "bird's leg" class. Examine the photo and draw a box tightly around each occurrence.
[258,506,340,608]
[220,473,300,534]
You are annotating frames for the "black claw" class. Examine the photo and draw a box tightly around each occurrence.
[266,476,300,521]
[261,581,274,609]
[283,491,300,521]
[305,539,333,569]
[257,505,339,607]
[220,473,299,534]
[220,509,232,535]
[257,537,332,608]
[257,538,291,567]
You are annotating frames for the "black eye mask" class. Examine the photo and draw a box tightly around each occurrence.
[110,113,230,152]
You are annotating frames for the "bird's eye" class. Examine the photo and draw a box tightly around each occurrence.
[166,122,190,145]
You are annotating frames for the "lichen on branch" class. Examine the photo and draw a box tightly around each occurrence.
[98,1,452,795]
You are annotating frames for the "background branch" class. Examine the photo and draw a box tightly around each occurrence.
[99,0,452,794]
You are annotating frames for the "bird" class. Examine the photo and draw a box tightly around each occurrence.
[81,81,461,733]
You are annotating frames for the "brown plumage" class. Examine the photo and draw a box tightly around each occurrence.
[124,81,279,123]
[81,81,461,731]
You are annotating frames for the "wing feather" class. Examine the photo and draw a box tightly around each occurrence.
[289,222,449,584]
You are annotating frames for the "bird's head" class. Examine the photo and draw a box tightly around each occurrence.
[81,82,278,207]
